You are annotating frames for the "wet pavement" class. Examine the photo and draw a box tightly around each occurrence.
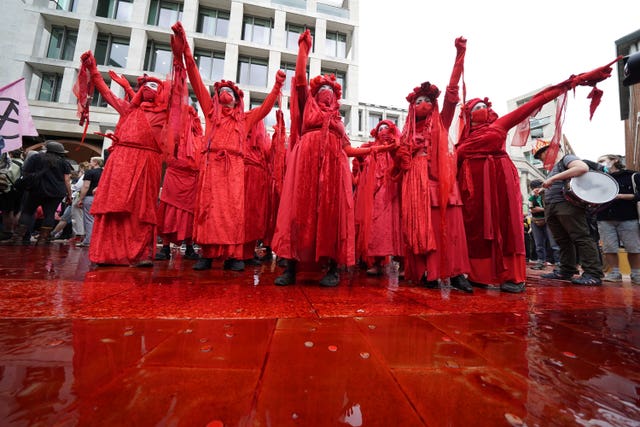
[0,244,638,426]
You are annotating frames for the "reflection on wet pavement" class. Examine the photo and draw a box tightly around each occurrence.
[0,245,638,426]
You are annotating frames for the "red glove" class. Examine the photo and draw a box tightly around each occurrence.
[171,21,187,43]
[455,36,467,52]
[81,51,97,70]
[275,69,286,86]
[574,64,613,87]
[171,34,184,56]
[298,29,312,52]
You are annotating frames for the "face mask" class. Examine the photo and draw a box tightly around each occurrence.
[141,86,156,102]
[471,107,489,124]
[316,89,335,107]
[219,91,235,106]
[599,159,614,169]
[415,101,433,118]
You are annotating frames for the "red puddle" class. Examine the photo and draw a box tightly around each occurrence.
[0,244,639,426]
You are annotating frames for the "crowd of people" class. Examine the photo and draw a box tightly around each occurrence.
[2,25,636,292]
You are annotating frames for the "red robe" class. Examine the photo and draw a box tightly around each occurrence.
[183,48,280,260]
[88,85,166,265]
[456,123,526,285]
[242,121,272,259]
[272,87,356,266]
[157,105,202,244]
[354,142,402,263]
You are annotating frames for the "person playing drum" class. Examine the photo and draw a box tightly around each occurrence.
[534,140,604,285]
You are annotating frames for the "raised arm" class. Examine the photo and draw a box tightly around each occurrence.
[171,22,213,116]
[108,70,135,100]
[494,61,614,131]
[441,36,466,129]
[246,70,286,129]
[80,51,127,114]
[295,29,313,90]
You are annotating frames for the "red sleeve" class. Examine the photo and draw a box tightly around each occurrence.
[183,44,214,117]
[90,69,128,115]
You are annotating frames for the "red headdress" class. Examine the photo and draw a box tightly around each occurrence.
[460,97,498,138]
[370,119,399,139]
[406,82,441,107]
[309,74,342,100]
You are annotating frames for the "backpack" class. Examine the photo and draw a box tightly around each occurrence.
[0,157,21,193]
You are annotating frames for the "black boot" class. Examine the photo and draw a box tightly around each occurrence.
[223,258,245,271]
[500,281,526,293]
[155,245,171,260]
[449,275,473,293]
[10,223,29,245]
[275,259,297,286]
[35,227,53,246]
[319,260,340,287]
[193,257,213,270]
[183,245,200,260]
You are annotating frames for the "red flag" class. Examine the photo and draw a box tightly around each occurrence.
[0,78,39,154]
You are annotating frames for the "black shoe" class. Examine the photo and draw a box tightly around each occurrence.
[223,258,245,271]
[450,275,473,293]
[319,270,340,287]
[571,273,602,286]
[183,251,200,260]
[500,281,526,293]
[419,274,439,289]
[155,246,171,260]
[541,270,574,281]
[245,257,262,266]
[275,271,296,286]
[193,258,213,270]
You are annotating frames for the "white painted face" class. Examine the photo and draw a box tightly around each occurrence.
[415,95,431,106]
[318,84,333,93]
[471,102,487,112]
[144,81,159,91]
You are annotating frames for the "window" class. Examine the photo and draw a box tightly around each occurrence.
[249,98,278,128]
[194,49,224,82]
[96,0,133,20]
[197,7,229,37]
[50,0,77,11]
[148,0,183,28]
[90,85,110,108]
[238,56,268,87]
[387,115,398,125]
[325,31,346,58]
[285,23,314,50]
[95,34,129,68]
[320,68,346,98]
[38,73,62,102]
[280,62,296,91]
[368,113,382,131]
[242,16,272,44]
[47,26,77,61]
[144,41,172,75]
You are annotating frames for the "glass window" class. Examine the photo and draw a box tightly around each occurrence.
[51,0,77,11]
[90,87,109,107]
[250,98,278,128]
[47,26,77,61]
[38,73,61,102]
[194,49,225,82]
[280,62,296,91]
[96,0,133,20]
[368,113,382,131]
[238,56,268,87]
[242,16,272,44]
[144,41,172,75]
[95,34,129,68]
[320,68,345,98]
[197,7,230,37]
[285,23,314,50]
[325,31,346,58]
[148,0,183,28]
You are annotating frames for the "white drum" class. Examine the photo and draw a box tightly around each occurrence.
[564,171,619,208]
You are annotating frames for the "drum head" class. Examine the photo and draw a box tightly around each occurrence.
[569,172,619,204]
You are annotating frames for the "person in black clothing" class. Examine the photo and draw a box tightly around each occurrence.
[595,154,640,284]
[11,141,72,244]
[76,157,104,247]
